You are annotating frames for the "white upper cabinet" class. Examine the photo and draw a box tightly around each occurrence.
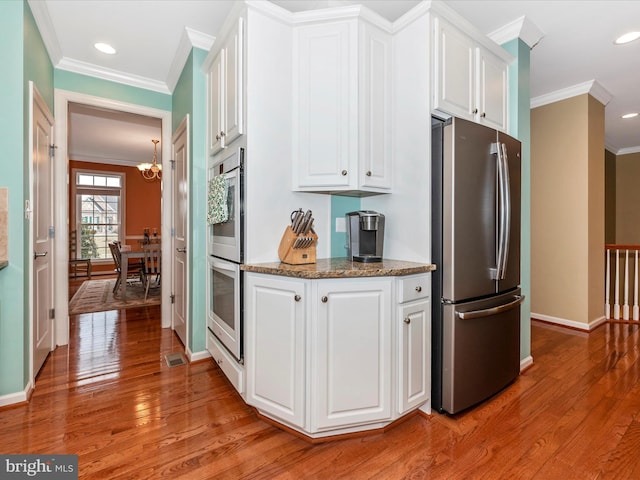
[433,16,508,131]
[293,17,392,195]
[207,17,244,156]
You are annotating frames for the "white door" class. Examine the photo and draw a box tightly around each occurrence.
[32,85,55,378]
[171,116,189,346]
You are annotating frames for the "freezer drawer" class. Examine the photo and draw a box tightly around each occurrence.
[441,290,522,414]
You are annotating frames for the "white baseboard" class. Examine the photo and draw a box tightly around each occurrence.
[532,312,607,331]
[0,386,29,408]
[187,349,211,362]
[520,355,533,371]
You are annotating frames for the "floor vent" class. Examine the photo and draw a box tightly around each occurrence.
[165,352,187,368]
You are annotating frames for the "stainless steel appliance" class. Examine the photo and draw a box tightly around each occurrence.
[208,147,245,362]
[431,116,523,414]
[346,210,385,262]
[209,147,244,263]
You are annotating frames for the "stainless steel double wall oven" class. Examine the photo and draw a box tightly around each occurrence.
[208,147,245,362]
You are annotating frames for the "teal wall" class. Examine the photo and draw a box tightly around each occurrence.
[172,48,208,354]
[330,196,360,258]
[0,0,54,396]
[0,0,27,397]
[504,38,532,362]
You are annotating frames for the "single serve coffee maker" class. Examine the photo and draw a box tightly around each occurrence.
[346,210,385,262]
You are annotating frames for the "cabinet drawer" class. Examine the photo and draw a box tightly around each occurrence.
[397,274,430,304]
[207,329,245,394]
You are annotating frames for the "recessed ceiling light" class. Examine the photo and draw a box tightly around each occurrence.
[622,112,639,119]
[614,31,640,45]
[94,42,116,55]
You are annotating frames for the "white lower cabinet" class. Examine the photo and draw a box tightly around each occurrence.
[245,272,430,437]
[312,278,393,431]
[397,274,431,414]
[245,274,306,427]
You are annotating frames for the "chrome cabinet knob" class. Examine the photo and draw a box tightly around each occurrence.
[220,131,226,137]
[366,170,372,176]
[472,108,478,114]
[321,296,328,303]
[480,112,486,118]
[294,295,301,302]
[404,317,411,324]
[415,286,422,292]
[215,134,220,141]
[341,170,348,176]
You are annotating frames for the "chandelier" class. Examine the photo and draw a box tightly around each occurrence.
[137,139,162,180]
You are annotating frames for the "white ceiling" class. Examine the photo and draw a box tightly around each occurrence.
[29,0,640,162]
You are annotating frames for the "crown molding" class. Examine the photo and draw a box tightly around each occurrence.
[488,15,544,49]
[27,0,62,64]
[613,146,640,156]
[166,27,215,93]
[56,57,171,94]
[69,152,141,167]
[531,80,612,109]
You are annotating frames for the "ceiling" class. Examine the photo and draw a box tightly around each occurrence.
[29,0,640,163]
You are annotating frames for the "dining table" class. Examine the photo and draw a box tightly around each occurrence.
[118,246,146,301]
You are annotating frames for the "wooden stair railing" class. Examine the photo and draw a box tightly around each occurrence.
[605,244,640,322]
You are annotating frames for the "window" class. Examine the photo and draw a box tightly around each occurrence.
[74,171,124,261]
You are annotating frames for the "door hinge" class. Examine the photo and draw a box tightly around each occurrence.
[49,144,57,158]
[171,227,175,237]
[49,226,55,239]
[25,200,32,220]
[170,294,176,304]
[49,308,55,319]
[170,159,176,170]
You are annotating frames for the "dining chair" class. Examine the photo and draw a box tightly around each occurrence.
[109,241,144,295]
[142,244,161,300]
[69,230,92,279]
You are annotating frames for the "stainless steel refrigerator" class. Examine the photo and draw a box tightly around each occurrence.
[431,115,523,414]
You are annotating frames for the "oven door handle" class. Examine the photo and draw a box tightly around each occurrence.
[210,257,238,274]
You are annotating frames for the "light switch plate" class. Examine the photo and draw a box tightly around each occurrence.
[335,217,346,233]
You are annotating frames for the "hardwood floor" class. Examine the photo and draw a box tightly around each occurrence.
[2,290,640,478]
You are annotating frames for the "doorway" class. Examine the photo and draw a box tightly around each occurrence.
[53,90,172,347]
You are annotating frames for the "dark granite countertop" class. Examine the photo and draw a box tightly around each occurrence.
[241,258,436,279]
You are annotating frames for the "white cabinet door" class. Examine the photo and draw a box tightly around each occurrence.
[208,51,224,156]
[245,274,306,428]
[293,19,391,194]
[476,46,508,131]
[359,22,392,190]
[398,299,431,413]
[433,16,475,121]
[294,20,355,189]
[434,16,508,131]
[313,279,392,430]
[222,17,244,146]
[207,17,244,157]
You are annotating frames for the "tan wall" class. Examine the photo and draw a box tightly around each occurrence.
[587,95,604,324]
[615,152,640,244]
[531,94,604,327]
[605,149,616,244]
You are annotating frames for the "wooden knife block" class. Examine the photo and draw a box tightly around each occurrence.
[278,226,318,265]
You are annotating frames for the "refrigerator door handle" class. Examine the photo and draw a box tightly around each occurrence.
[457,295,524,320]
[492,142,507,280]
[500,142,512,280]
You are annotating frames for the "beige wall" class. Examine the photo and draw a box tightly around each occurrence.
[605,149,616,244]
[531,94,604,328]
[587,95,605,324]
[614,152,640,244]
